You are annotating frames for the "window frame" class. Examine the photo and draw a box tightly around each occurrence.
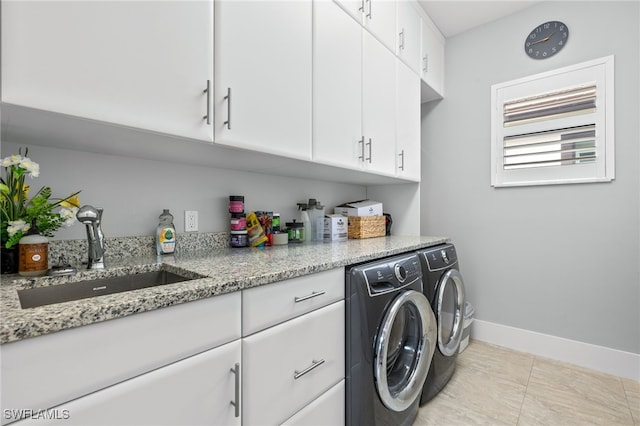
[491,56,615,187]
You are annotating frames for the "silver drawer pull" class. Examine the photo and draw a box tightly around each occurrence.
[294,359,325,380]
[294,290,326,303]
[230,363,240,418]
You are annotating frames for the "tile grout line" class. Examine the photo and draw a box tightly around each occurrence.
[514,355,536,426]
[620,378,637,425]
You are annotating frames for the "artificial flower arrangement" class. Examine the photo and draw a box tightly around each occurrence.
[0,148,81,249]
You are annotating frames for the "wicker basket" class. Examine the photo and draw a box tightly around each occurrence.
[347,216,386,239]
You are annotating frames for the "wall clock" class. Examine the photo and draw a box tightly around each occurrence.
[524,21,569,59]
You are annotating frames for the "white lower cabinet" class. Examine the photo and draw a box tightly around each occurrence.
[242,301,345,426]
[15,341,242,426]
[281,380,345,426]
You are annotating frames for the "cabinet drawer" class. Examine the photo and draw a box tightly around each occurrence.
[242,268,344,336]
[13,341,242,426]
[281,379,345,426]
[1,292,241,421]
[242,301,345,425]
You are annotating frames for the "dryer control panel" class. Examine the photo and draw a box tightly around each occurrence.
[358,254,422,296]
[419,244,458,272]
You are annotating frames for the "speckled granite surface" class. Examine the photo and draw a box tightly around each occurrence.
[0,235,448,344]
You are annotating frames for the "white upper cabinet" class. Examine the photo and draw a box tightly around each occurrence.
[214,0,312,160]
[362,32,397,176]
[396,60,421,181]
[420,16,445,101]
[396,1,422,75]
[334,0,396,53]
[363,0,397,53]
[313,1,396,177]
[313,0,363,170]
[1,1,214,141]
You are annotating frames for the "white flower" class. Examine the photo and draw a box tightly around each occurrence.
[7,220,30,237]
[19,157,40,178]
[60,207,78,227]
[1,155,22,168]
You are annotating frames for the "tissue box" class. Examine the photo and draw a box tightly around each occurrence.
[324,214,348,242]
[334,200,383,217]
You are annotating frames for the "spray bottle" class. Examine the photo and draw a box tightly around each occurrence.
[296,202,311,244]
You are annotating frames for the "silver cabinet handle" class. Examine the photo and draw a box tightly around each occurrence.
[203,80,211,125]
[294,290,326,303]
[399,29,405,51]
[294,359,325,380]
[367,0,372,19]
[423,54,429,73]
[223,87,231,130]
[230,363,240,418]
[366,138,372,163]
[399,149,405,171]
[358,136,365,161]
[358,0,364,12]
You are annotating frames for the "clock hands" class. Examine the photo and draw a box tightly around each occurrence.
[529,32,555,46]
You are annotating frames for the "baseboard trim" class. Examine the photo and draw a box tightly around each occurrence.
[471,319,640,381]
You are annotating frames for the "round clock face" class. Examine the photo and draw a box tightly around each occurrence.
[524,21,569,59]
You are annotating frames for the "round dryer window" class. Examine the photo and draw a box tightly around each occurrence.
[374,290,437,412]
[436,269,466,357]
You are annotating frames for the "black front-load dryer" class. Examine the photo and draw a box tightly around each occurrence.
[346,253,437,426]
[416,243,466,404]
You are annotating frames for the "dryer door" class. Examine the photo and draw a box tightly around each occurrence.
[374,290,436,412]
[435,269,466,356]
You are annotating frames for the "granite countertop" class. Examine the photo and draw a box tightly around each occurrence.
[0,235,447,344]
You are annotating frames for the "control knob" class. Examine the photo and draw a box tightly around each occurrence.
[394,264,407,282]
[441,249,450,264]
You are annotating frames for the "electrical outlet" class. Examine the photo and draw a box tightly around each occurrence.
[185,210,198,232]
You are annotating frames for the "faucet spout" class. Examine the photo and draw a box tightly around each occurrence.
[76,205,105,269]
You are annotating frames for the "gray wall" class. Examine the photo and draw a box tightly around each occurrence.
[2,141,366,241]
[421,1,640,353]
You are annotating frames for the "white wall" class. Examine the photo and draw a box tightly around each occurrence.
[2,141,366,240]
[421,1,640,354]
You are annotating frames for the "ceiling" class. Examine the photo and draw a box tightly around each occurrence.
[417,1,541,38]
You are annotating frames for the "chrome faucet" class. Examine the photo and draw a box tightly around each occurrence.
[76,205,105,269]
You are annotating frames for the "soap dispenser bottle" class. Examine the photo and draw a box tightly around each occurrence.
[18,219,49,277]
[156,209,176,255]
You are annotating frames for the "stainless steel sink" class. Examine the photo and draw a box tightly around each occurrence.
[18,270,199,309]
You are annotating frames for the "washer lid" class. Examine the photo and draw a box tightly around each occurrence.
[374,290,437,412]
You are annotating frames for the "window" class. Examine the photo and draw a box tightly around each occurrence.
[491,56,614,187]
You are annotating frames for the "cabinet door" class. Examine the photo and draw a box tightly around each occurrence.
[243,301,345,425]
[396,60,421,181]
[15,341,242,426]
[420,18,445,100]
[313,0,363,170]
[362,32,397,176]
[1,1,213,141]
[396,1,422,75]
[214,0,312,160]
[363,0,397,53]
[333,0,365,23]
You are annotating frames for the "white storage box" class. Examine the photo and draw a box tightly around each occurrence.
[459,301,475,353]
[323,214,348,242]
[334,200,383,217]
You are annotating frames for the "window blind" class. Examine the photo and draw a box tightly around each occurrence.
[491,56,614,187]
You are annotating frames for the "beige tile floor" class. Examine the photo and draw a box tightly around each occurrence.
[415,340,640,426]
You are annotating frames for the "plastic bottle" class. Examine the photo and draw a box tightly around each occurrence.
[18,219,49,277]
[156,209,176,255]
[307,199,325,242]
[297,203,311,244]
